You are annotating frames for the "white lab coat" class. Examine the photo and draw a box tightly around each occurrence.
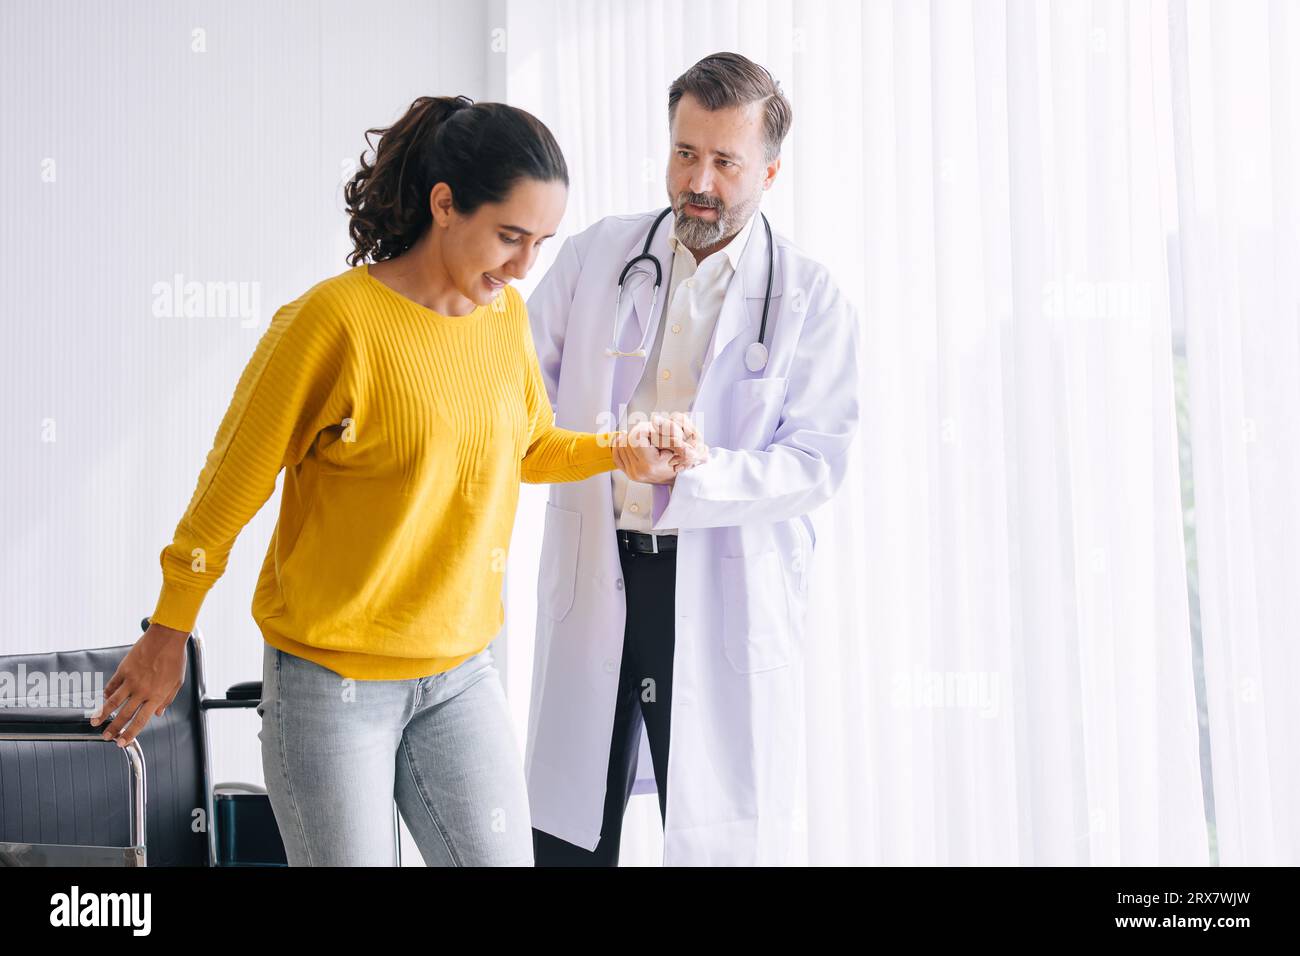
[523,209,860,865]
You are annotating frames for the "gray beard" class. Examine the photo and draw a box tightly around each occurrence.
[672,188,762,255]
[673,206,730,248]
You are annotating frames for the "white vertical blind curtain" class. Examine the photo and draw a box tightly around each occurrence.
[501,0,1243,865]
[1168,0,1300,866]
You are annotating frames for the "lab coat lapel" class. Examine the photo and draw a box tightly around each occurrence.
[700,213,783,383]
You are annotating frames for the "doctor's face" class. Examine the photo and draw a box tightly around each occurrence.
[666,92,780,253]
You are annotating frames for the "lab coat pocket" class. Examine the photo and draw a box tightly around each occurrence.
[728,376,789,449]
[540,502,582,621]
[720,550,792,673]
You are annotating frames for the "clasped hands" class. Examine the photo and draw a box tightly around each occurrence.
[611,412,709,485]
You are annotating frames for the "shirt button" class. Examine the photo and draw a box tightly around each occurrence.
[604,659,617,673]
[671,323,682,333]
[685,278,694,288]
[630,503,640,513]
[661,369,671,380]
[615,578,624,591]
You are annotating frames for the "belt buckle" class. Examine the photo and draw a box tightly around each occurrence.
[649,532,659,555]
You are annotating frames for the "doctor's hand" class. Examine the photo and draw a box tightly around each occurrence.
[613,417,709,484]
[653,412,709,471]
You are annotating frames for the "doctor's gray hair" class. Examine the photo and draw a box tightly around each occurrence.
[667,52,792,164]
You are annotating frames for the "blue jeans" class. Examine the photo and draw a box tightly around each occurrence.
[256,642,533,866]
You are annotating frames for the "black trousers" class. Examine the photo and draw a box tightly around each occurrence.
[533,538,676,866]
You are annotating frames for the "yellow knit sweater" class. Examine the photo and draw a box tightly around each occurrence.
[151,264,616,679]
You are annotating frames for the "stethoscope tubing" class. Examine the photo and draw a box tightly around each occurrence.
[608,206,774,371]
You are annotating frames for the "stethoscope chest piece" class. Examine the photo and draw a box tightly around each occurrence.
[744,341,769,373]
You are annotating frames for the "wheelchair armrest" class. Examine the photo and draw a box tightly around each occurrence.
[226,681,262,701]
[199,680,262,710]
[0,707,98,736]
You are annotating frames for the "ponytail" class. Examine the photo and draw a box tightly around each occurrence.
[343,95,568,266]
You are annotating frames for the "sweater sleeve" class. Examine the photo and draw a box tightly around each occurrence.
[151,296,352,633]
[517,299,618,484]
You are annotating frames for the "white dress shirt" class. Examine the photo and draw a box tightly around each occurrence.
[613,209,758,534]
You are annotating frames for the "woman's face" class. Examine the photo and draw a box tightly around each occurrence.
[434,177,567,309]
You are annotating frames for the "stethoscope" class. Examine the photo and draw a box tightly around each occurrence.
[606,206,775,373]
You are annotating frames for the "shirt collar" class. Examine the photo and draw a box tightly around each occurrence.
[668,207,758,272]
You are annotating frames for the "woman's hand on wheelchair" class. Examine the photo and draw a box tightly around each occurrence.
[88,622,190,748]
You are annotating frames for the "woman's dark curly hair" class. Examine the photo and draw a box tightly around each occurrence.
[344,95,568,266]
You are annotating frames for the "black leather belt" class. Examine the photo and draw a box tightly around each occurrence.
[617,530,678,554]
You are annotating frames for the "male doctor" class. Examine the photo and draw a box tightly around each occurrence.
[525,52,860,866]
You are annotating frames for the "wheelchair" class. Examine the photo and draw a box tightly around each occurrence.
[0,619,402,866]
